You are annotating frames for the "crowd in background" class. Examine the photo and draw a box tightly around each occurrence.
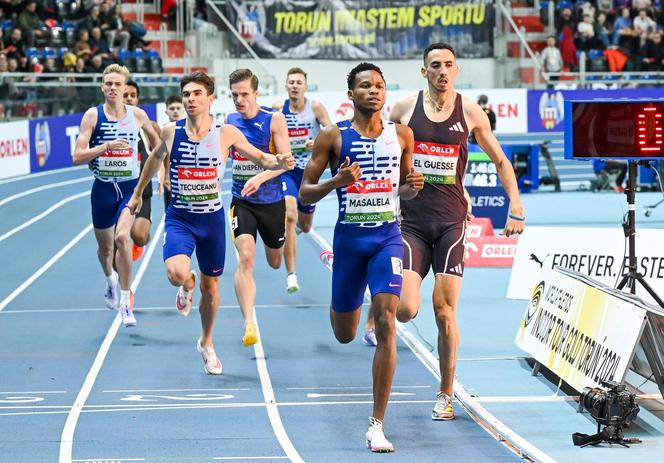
[540,0,664,74]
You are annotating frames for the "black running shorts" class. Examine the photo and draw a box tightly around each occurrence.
[401,220,466,279]
[229,197,286,249]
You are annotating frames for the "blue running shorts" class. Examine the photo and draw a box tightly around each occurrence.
[163,207,226,277]
[281,168,315,214]
[331,221,403,312]
[91,178,138,229]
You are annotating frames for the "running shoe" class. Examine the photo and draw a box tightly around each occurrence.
[119,302,137,327]
[286,273,299,293]
[196,338,222,375]
[131,243,144,261]
[175,271,196,316]
[104,270,119,310]
[319,250,334,268]
[363,328,378,346]
[242,323,258,347]
[365,417,394,453]
[432,391,455,421]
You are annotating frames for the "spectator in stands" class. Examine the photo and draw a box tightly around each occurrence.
[89,26,110,58]
[556,8,577,37]
[4,28,26,61]
[580,2,597,20]
[74,28,92,58]
[541,35,564,87]
[595,12,612,48]
[613,7,638,51]
[18,0,49,47]
[81,4,104,32]
[577,14,596,50]
[597,0,614,13]
[614,0,632,10]
[0,0,23,17]
[102,2,130,50]
[85,53,103,73]
[7,56,18,71]
[640,30,664,69]
[633,0,653,11]
[0,51,21,100]
[560,26,579,70]
[634,9,657,45]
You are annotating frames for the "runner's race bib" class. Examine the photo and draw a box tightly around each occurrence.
[345,179,394,223]
[178,167,219,202]
[231,149,263,180]
[98,148,133,177]
[288,127,309,154]
[413,141,459,184]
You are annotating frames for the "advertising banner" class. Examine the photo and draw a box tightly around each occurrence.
[227,0,494,60]
[29,112,83,173]
[507,227,664,306]
[527,88,664,133]
[0,120,30,179]
[515,266,647,392]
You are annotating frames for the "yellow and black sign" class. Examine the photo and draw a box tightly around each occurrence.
[228,0,494,59]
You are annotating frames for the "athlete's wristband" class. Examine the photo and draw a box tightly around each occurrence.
[509,214,525,221]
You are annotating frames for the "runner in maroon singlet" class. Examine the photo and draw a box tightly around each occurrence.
[389,43,525,421]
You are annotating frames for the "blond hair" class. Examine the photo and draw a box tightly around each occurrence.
[102,64,130,82]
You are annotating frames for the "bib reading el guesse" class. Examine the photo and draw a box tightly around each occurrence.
[169,119,224,214]
[90,105,141,181]
[402,91,469,223]
[333,120,401,227]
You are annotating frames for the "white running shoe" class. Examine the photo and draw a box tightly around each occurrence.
[196,338,222,375]
[104,271,119,310]
[363,328,378,346]
[119,303,137,327]
[365,417,394,453]
[286,273,300,293]
[175,271,196,316]
[432,391,455,421]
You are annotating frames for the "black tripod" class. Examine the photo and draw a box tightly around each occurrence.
[616,161,664,308]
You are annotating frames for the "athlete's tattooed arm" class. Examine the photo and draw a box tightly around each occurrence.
[463,95,525,236]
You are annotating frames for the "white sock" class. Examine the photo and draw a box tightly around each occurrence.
[106,271,118,287]
[120,290,131,307]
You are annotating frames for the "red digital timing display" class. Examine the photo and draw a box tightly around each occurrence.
[571,101,664,158]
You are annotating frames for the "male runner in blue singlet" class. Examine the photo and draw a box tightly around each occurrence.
[273,68,332,293]
[390,43,525,420]
[73,64,161,328]
[300,63,424,453]
[227,68,291,347]
[128,72,294,375]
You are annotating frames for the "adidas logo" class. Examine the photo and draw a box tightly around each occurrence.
[448,263,463,274]
[448,122,464,132]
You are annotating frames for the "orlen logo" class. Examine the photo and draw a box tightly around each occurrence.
[179,168,216,180]
[347,180,391,194]
[466,224,482,238]
[415,142,457,156]
[481,244,516,258]
[289,128,308,137]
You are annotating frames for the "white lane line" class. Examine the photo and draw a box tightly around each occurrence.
[0,177,91,207]
[214,457,288,461]
[59,216,165,463]
[0,303,331,314]
[286,385,431,390]
[307,392,415,398]
[0,191,90,243]
[73,459,145,462]
[227,221,305,463]
[0,224,93,312]
[0,390,66,394]
[1,399,438,416]
[307,228,556,463]
[102,388,249,393]
[457,356,528,362]
[0,165,87,185]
